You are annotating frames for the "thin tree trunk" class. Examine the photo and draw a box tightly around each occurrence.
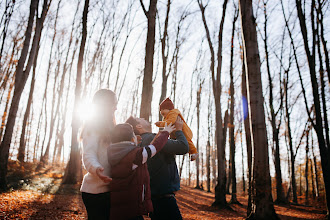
[242,49,253,216]
[198,0,229,207]
[0,0,15,65]
[158,0,171,121]
[239,0,277,218]
[195,84,202,189]
[305,130,309,204]
[63,0,90,184]
[17,44,39,163]
[229,8,238,203]
[312,140,320,197]
[316,0,330,86]
[241,128,246,193]
[262,0,286,204]
[139,0,157,120]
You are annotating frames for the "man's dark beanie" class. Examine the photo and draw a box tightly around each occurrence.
[111,123,134,143]
[125,116,139,134]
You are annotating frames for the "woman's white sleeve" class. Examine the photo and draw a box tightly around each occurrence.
[82,135,102,175]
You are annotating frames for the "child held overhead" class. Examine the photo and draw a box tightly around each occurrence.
[155,97,198,161]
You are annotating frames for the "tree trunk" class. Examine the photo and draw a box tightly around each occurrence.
[0,0,48,190]
[159,0,171,121]
[139,0,157,120]
[305,131,309,204]
[17,44,39,163]
[262,0,286,204]
[242,49,253,216]
[195,84,202,189]
[296,0,330,214]
[198,0,229,207]
[239,0,277,218]
[229,9,238,203]
[312,142,320,198]
[62,0,89,184]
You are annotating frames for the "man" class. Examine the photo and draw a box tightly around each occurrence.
[126,116,189,220]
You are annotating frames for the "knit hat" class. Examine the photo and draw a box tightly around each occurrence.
[159,97,174,110]
[111,123,134,143]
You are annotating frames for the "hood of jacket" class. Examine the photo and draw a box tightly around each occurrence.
[108,141,137,166]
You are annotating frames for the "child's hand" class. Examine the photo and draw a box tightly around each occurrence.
[155,121,162,127]
[163,122,175,134]
[96,167,112,183]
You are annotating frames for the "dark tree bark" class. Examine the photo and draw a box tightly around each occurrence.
[0,0,49,190]
[0,0,15,65]
[239,0,277,218]
[158,0,171,121]
[206,92,212,193]
[198,0,229,208]
[316,0,330,86]
[262,0,286,204]
[229,8,238,204]
[296,0,330,214]
[305,130,310,204]
[312,141,320,197]
[139,0,157,120]
[241,49,253,216]
[63,0,90,184]
[195,83,203,189]
[17,44,39,163]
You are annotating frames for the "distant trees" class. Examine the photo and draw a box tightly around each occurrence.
[0,0,328,217]
[0,0,50,190]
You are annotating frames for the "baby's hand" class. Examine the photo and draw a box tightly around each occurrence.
[163,122,175,134]
[155,121,162,127]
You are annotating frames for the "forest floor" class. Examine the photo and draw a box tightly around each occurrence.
[0,161,328,219]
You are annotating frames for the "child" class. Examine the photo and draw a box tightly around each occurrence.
[107,122,175,220]
[155,97,198,161]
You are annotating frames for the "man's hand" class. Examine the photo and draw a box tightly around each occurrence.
[96,167,112,183]
[174,117,183,131]
[163,122,175,134]
[136,135,142,144]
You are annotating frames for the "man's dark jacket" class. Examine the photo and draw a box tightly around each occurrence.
[139,130,189,197]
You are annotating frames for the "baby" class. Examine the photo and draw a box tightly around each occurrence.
[155,97,198,161]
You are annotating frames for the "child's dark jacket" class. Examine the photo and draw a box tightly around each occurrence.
[107,131,169,220]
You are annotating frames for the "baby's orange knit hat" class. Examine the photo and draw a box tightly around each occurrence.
[159,97,174,110]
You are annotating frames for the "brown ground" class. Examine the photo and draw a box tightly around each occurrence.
[0,163,327,219]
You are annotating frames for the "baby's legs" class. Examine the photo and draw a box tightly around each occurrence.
[187,140,197,154]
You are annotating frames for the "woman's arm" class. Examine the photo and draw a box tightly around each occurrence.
[82,135,112,182]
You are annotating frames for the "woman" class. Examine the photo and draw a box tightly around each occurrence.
[80,89,117,220]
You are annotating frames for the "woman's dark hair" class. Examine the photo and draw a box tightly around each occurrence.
[80,89,117,143]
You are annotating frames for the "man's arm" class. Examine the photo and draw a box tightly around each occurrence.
[162,130,189,155]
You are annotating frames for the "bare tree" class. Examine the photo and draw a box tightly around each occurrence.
[198,0,229,208]
[239,0,277,218]
[261,0,286,204]
[296,0,330,214]
[0,0,49,190]
[229,7,239,204]
[63,0,90,184]
[139,0,157,120]
[17,44,39,163]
